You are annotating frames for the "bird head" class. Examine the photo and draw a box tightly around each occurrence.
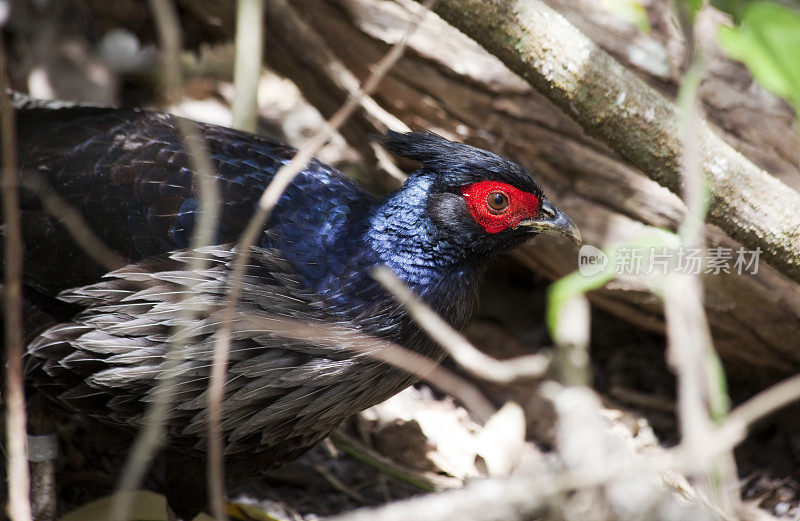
[382,131,581,257]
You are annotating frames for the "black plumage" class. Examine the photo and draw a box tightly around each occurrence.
[8,94,579,518]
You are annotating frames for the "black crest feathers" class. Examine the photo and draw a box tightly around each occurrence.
[381,131,543,198]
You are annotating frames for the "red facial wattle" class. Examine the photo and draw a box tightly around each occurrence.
[460,180,540,234]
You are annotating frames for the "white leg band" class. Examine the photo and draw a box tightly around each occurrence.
[27,434,58,462]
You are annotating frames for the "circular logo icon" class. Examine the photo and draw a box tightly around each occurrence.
[578,245,608,277]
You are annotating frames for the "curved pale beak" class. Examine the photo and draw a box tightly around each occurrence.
[517,200,582,245]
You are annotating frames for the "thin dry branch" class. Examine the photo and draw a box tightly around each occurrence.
[21,171,126,271]
[110,1,222,520]
[372,266,550,383]
[237,314,496,421]
[231,0,264,132]
[0,38,33,521]
[330,431,463,491]
[674,372,800,468]
[423,0,800,285]
[664,51,738,514]
[723,373,800,445]
[261,0,411,189]
[205,0,436,515]
[549,294,591,386]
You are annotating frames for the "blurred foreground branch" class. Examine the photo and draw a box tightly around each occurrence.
[111,1,222,520]
[323,381,736,521]
[373,266,550,383]
[0,38,33,521]
[238,314,496,421]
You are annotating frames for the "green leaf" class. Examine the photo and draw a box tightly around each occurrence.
[713,0,800,20]
[718,1,800,113]
[711,0,747,20]
[601,0,651,32]
[706,349,731,424]
[682,0,706,20]
[546,232,677,338]
[546,269,614,337]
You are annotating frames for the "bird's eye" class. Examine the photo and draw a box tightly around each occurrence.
[486,191,509,213]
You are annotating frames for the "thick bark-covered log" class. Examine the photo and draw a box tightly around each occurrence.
[422,0,800,286]
[59,0,800,382]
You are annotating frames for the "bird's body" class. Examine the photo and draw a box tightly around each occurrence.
[9,95,578,519]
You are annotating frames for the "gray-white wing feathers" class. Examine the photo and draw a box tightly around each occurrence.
[26,245,412,460]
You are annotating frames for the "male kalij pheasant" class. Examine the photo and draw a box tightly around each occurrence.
[10,95,580,518]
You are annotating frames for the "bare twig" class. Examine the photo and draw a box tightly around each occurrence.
[664,28,738,513]
[372,266,550,383]
[313,463,366,503]
[21,171,126,271]
[330,431,463,492]
[261,0,410,184]
[724,373,800,441]
[206,0,436,516]
[607,385,676,414]
[673,372,800,468]
[664,58,716,470]
[0,37,34,521]
[110,1,221,520]
[232,0,264,132]
[549,294,591,387]
[236,313,495,422]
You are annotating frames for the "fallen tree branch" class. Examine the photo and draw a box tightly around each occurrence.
[422,0,800,284]
[372,266,551,383]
